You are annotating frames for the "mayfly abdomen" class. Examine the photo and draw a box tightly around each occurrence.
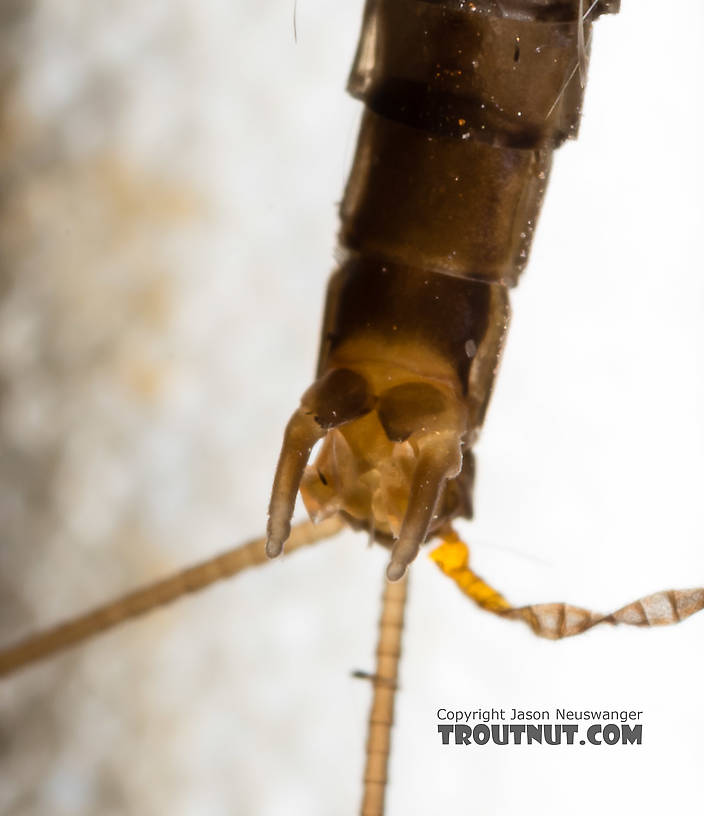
[268,0,619,578]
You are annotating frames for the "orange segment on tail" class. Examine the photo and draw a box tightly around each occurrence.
[429,531,510,613]
[430,529,704,640]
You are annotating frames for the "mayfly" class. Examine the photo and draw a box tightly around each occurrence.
[0,1,703,816]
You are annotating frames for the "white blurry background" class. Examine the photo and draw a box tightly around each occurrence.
[0,1,702,814]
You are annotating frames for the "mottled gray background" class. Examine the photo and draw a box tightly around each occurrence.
[0,1,702,814]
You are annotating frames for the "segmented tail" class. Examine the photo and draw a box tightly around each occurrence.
[431,535,704,639]
[0,516,344,678]
[360,572,408,816]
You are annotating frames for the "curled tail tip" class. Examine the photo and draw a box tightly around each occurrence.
[265,538,283,558]
[386,561,407,582]
[265,518,289,558]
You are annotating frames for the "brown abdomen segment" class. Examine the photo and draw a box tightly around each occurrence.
[267,0,618,579]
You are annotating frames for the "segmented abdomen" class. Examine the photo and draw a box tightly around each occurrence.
[268,0,619,579]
